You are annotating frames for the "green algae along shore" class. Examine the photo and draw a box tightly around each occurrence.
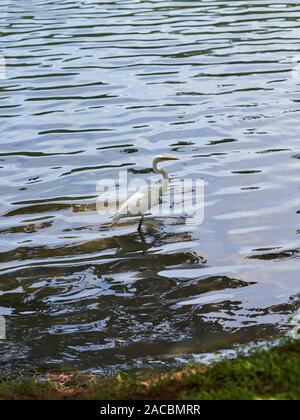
[0,340,299,400]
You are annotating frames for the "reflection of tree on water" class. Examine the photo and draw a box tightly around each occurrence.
[1,202,300,375]
[0,218,299,374]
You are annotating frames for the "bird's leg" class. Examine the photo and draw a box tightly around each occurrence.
[138,216,143,232]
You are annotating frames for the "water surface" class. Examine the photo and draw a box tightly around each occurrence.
[0,0,300,374]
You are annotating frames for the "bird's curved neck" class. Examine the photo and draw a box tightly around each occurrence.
[153,161,169,180]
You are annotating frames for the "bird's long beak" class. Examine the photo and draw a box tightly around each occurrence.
[162,156,178,161]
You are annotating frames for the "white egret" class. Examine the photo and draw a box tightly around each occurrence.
[112,155,178,231]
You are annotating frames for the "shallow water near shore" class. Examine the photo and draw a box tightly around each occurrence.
[0,0,300,375]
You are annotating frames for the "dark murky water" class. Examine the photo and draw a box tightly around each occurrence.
[0,0,300,375]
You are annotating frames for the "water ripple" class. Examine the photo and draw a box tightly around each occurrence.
[0,0,300,375]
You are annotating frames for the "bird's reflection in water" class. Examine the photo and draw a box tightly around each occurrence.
[109,220,204,275]
[113,218,172,251]
[114,232,151,255]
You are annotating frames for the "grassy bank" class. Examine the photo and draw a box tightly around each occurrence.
[0,340,299,400]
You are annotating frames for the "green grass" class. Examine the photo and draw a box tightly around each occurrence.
[0,339,299,400]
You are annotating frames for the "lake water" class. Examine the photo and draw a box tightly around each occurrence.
[0,0,300,375]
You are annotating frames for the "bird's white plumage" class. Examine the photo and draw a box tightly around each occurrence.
[112,156,178,228]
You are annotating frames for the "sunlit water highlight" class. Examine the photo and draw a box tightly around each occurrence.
[0,0,300,375]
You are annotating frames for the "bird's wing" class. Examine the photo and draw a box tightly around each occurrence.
[113,184,164,221]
